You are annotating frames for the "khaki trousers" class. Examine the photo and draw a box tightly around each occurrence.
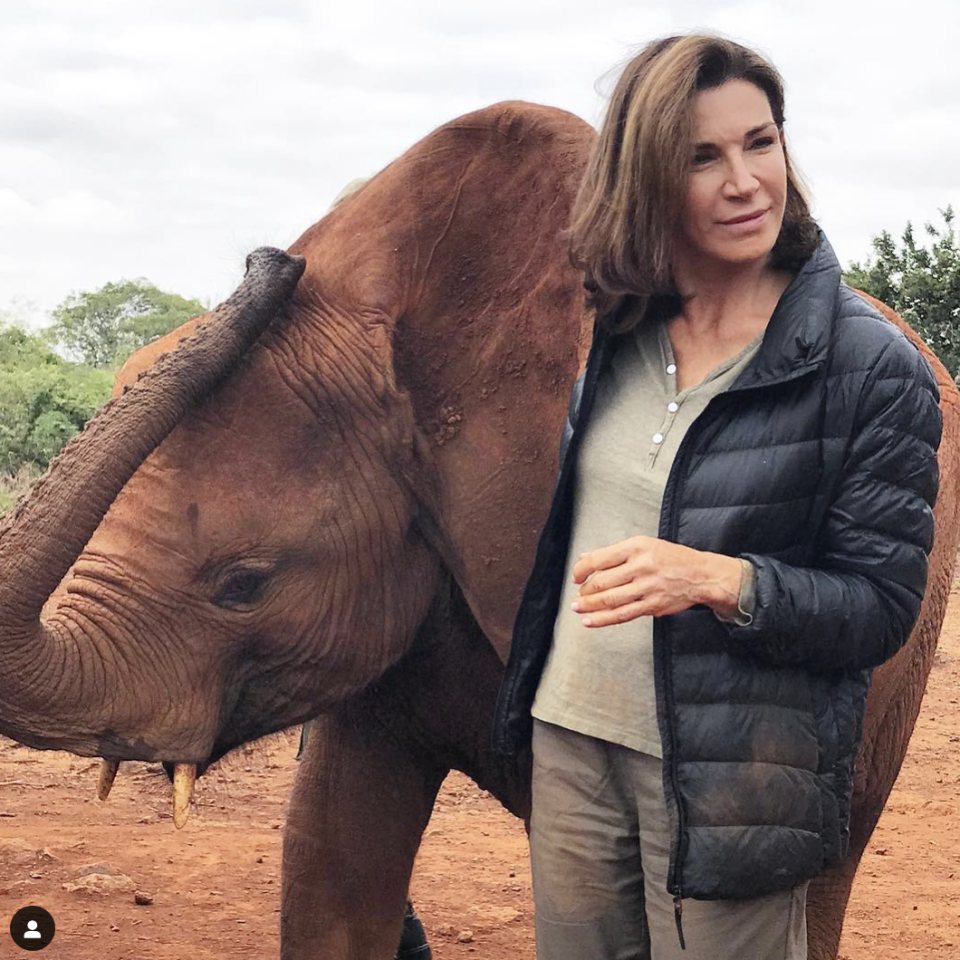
[530,720,807,960]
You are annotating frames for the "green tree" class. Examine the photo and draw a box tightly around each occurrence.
[45,279,205,370]
[0,322,112,475]
[844,206,960,381]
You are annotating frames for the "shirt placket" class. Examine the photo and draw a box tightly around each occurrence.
[648,328,683,466]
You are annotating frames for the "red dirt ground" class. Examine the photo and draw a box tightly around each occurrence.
[1,580,958,959]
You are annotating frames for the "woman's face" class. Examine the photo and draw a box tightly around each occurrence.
[677,79,788,271]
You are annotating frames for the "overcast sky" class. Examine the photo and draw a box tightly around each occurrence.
[2,0,958,329]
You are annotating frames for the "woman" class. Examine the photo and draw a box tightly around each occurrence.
[492,34,942,960]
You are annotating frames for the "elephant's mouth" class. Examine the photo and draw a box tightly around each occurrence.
[98,758,200,828]
[94,690,286,828]
[96,721,255,829]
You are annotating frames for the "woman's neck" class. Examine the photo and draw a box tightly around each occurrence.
[670,254,792,340]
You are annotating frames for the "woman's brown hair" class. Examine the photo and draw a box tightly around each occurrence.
[569,34,818,330]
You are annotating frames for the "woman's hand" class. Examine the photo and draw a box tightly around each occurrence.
[570,536,743,627]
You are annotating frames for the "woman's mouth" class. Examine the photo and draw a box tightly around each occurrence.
[720,209,769,232]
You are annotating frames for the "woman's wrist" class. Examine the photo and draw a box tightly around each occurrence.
[699,551,745,618]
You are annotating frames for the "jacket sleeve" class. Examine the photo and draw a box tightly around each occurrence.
[722,334,942,672]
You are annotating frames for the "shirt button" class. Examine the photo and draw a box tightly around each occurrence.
[667,401,679,412]
[666,363,677,375]
[652,432,664,444]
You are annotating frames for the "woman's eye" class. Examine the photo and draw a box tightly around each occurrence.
[692,153,713,165]
[750,137,775,150]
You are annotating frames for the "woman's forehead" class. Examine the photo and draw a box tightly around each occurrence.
[691,80,775,142]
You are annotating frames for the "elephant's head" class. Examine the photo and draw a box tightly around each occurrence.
[0,101,596,825]
[100,293,442,749]
[0,237,445,820]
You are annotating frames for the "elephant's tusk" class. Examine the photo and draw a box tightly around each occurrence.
[97,759,120,801]
[173,763,197,829]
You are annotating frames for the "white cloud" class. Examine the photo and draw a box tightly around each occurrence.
[0,187,127,231]
[1,0,958,328]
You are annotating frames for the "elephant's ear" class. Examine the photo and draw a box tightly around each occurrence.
[114,316,211,396]
[395,412,468,590]
[289,101,596,662]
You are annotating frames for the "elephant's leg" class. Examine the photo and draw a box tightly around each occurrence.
[281,573,530,959]
[281,703,447,960]
[288,717,432,957]
[804,638,940,960]
[806,855,859,960]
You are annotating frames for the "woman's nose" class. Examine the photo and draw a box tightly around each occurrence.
[723,154,760,197]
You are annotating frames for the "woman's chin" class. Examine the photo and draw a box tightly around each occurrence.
[706,236,778,269]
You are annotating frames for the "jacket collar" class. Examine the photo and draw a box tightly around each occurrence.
[594,229,840,391]
[728,229,839,390]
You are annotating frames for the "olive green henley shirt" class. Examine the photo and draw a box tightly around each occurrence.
[531,314,763,757]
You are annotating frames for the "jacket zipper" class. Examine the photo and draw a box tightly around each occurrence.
[659,390,744,948]
[657,364,824,949]
[674,893,686,950]
[654,383,742,948]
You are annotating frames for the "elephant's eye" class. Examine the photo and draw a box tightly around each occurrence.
[214,568,268,609]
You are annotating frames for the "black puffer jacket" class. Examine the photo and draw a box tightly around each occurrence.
[492,233,942,903]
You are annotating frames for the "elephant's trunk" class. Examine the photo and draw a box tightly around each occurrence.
[0,247,305,752]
